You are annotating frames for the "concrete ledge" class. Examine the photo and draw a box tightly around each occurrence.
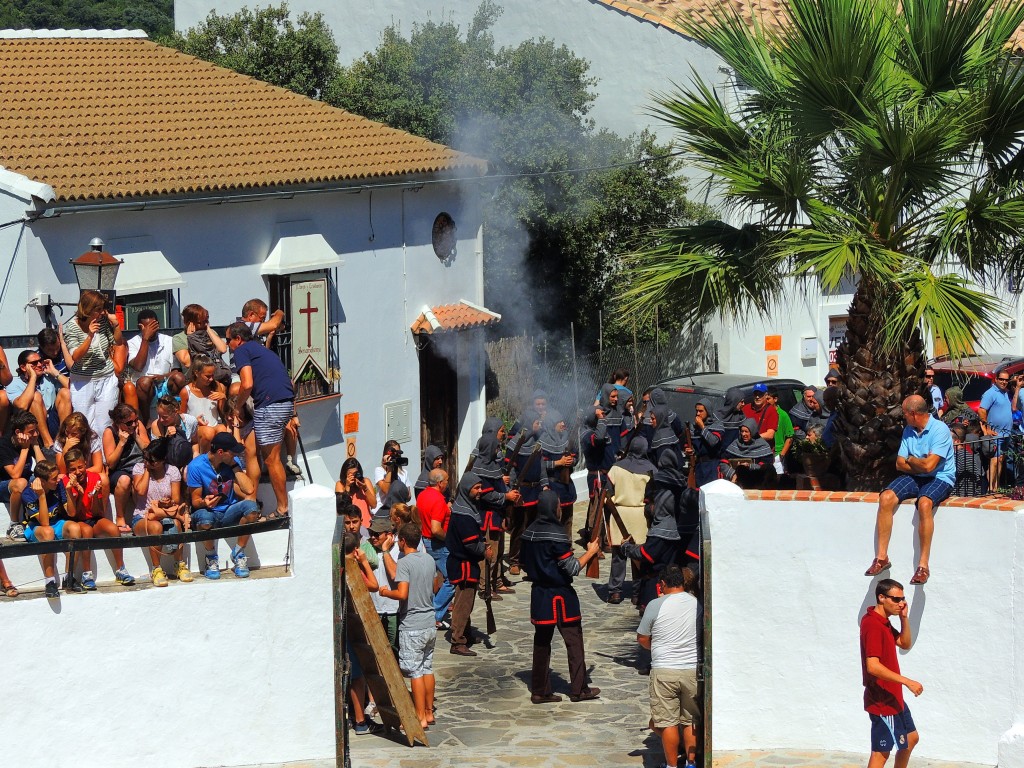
[746,489,1024,511]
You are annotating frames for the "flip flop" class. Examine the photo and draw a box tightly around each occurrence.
[3,582,19,598]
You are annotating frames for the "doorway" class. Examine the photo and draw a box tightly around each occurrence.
[418,334,459,476]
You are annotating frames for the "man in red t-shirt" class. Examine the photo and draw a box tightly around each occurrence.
[860,578,922,767]
[418,469,454,629]
[741,384,779,441]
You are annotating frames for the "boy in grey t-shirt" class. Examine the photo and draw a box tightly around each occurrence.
[379,522,437,730]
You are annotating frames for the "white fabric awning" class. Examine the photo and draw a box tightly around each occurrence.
[261,221,344,276]
[107,236,186,295]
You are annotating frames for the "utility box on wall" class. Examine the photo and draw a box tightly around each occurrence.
[384,400,412,444]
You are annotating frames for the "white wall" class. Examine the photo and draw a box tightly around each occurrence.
[0,484,338,768]
[701,482,1021,765]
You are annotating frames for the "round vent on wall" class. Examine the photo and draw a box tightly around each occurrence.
[432,212,457,263]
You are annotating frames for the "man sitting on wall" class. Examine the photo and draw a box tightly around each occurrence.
[7,349,70,451]
[865,395,954,586]
[187,432,260,580]
[125,309,179,421]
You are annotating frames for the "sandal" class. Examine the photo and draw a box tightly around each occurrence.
[266,509,290,520]
[864,558,891,577]
[2,582,18,598]
[495,586,516,594]
[909,566,930,585]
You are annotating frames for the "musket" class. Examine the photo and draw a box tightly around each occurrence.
[683,424,697,491]
[482,529,497,635]
[585,485,607,579]
[510,443,542,501]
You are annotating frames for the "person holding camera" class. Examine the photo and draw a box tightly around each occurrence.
[337,457,378,528]
[372,440,410,516]
[61,289,124,437]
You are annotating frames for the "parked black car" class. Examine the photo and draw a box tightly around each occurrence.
[651,372,807,425]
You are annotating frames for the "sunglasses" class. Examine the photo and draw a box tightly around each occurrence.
[26,359,43,366]
[998,378,1011,383]
[884,594,906,604]
[825,379,838,385]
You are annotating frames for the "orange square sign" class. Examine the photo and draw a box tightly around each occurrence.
[343,412,359,434]
[764,335,782,351]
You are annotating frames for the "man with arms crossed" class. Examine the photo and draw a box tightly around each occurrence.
[636,565,700,768]
[861,578,922,768]
[864,395,954,585]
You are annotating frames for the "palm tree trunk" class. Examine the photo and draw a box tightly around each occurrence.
[835,278,927,491]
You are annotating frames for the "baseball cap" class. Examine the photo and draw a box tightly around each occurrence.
[368,517,393,534]
[751,383,768,394]
[211,432,245,454]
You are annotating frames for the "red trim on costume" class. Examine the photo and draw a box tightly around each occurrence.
[640,546,655,564]
[552,595,581,624]
[685,550,700,560]
[557,551,573,561]
[462,534,480,543]
[450,559,480,586]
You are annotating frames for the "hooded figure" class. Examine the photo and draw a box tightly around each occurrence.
[507,409,545,576]
[646,388,684,435]
[539,409,578,519]
[445,471,489,655]
[474,433,515,595]
[693,397,718,486]
[605,436,654,603]
[620,451,687,612]
[598,383,627,466]
[703,387,746,456]
[647,404,684,466]
[414,445,446,499]
[942,386,976,427]
[480,416,506,440]
[520,488,601,703]
[789,387,824,438]
[724,418,775,464]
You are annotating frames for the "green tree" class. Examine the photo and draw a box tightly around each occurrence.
[329,2,706,344]
[621,0,1024,487]
[163,3,340,100]
[0,0,174,37]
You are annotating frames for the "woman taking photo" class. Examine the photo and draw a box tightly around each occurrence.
[60,289,123,436]
[337,457,377,528]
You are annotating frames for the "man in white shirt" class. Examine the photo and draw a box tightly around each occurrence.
[126,310,176,420]
[637,565,702,768]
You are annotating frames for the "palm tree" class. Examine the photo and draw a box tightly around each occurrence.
[621,0,1024,489]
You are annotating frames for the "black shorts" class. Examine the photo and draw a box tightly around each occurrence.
[870,704,916,753]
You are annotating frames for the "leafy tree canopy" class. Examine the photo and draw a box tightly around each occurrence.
[0,0,173,37]
[162,3,340,100]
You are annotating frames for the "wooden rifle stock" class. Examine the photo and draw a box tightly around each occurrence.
[585,486,607,579]
[684,424,697,491]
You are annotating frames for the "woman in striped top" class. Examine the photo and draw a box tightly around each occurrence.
[60,290,123,437]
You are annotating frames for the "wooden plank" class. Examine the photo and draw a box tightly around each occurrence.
[700,506,712,768]
[344,552,429,748]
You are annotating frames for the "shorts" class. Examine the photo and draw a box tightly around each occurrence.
[192,499,259,529]
[649,667,701,729]
[154,378,171,400]
[0,479,18,503]
[870,704,916,753]
[109,469,133,490]
[886,474,953,507]
[398,628,436,678]
[254,401,293,446]
[24,519,67,541]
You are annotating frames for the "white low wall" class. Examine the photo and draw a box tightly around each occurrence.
[702,482,1023,765]
[0,484,338,768]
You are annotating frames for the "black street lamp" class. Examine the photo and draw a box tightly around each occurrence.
[70,237,121,305]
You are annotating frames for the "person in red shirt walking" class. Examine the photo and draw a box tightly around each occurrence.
[418,468,454,630]
[860,578,923,767]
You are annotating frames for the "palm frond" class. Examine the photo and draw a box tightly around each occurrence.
[897,0,995,95]
[886,267,1006,357]
[618,222,783,323]
[783,225,902,290]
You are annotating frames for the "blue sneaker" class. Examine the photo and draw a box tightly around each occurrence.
[115,568,135,586]
[81,571,97,591]
[205,554,221,580]
[352,719,383,735]
[231,547,249,578]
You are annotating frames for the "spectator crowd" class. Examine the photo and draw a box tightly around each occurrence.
[0,290,299,600]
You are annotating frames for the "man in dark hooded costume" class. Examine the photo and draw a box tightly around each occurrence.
[472,433,520,598]
[445,472,493,657]
[520,488,602,703]
[507,409,543,576]
[414,445,446,501]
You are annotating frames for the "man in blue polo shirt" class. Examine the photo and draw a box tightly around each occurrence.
[864,395,953,586]
[979,371,1013,494]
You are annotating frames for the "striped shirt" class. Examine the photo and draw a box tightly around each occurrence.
[63,318,115,378]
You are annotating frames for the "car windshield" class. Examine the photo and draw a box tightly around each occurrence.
[933,372,993,402]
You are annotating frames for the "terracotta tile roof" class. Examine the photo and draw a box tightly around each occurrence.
[0,33,486,203]
[592,0,1024,50]
[411,301,501,334]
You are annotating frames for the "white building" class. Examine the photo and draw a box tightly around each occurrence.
[0,29,499,482]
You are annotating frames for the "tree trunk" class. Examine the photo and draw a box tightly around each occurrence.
[834,278,927,491]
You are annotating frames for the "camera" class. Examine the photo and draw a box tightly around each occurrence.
[386,448,409,468]
[354,468,364,482]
